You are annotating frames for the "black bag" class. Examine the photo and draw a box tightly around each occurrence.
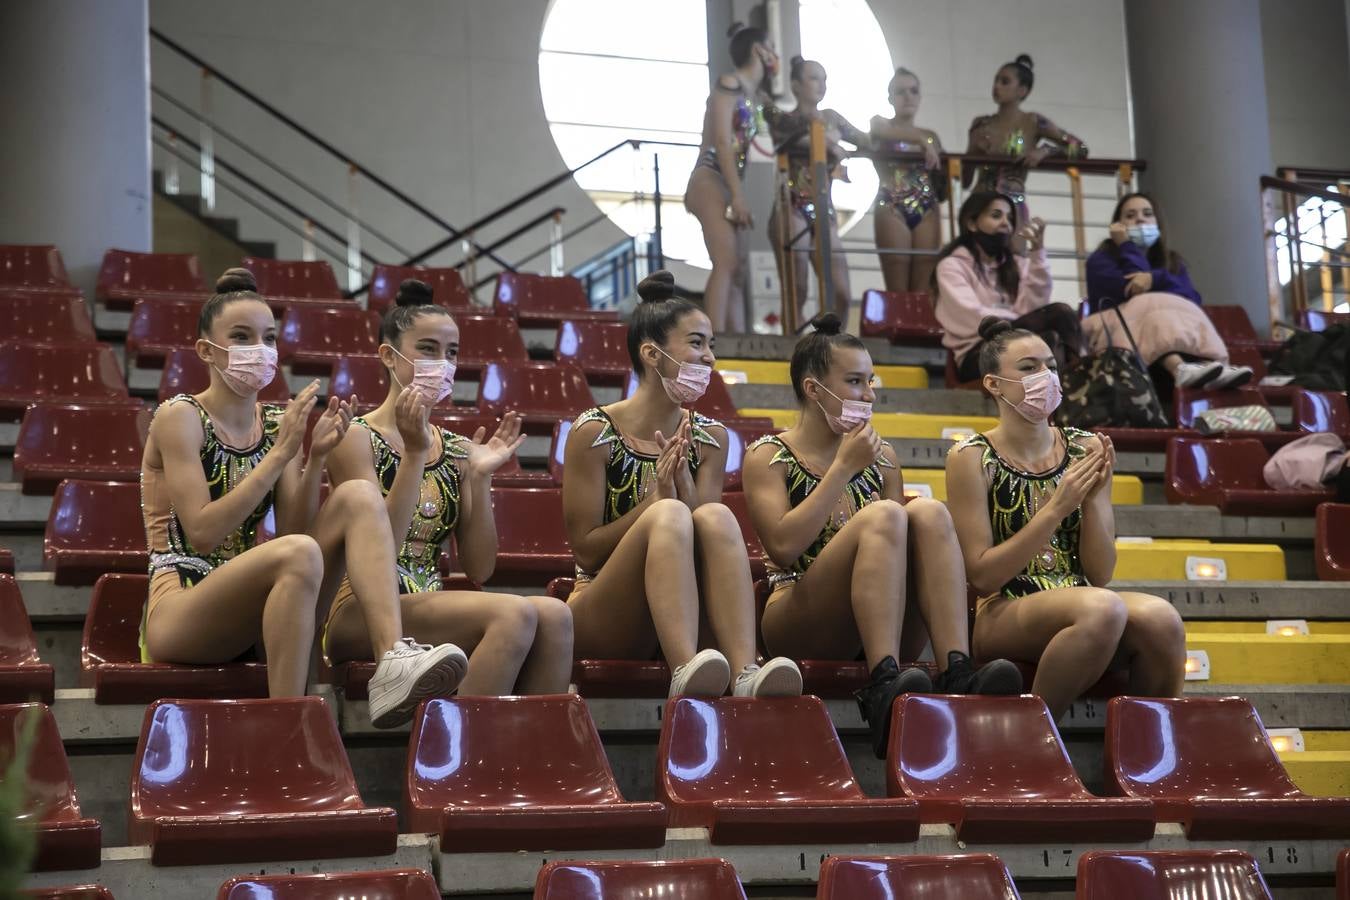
[1055,305,1169,429]
[1268,323,1350,391]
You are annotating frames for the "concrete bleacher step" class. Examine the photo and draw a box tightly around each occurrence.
[1277,731,1350,796]
[1185,632,1350,684]
[740,406,999,440]
[715,332,947,370]
[719,359,929,390]
[1114,540,1286,580]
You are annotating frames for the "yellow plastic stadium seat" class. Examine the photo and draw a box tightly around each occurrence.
[739,409,999,440]
[900,469,1143,505]
[716,360,928,389]
[1112,540,1286,581]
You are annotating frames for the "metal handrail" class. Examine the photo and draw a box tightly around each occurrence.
[465,207,568,291]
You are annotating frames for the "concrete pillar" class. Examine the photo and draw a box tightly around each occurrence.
[1125,0,1274,330]
[0,0,152,296]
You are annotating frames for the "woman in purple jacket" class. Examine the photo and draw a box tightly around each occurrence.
[1083,193,1250,390]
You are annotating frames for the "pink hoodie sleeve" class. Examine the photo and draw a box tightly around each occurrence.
[1013,245,1053,314]
[935,250,1015,360]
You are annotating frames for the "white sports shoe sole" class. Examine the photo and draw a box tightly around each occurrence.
[669,649,731,698]
[368,644,469,729]
[735,656,804,697]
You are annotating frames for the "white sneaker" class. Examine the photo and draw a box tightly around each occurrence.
[733,657,803,697]
[1173,360,1224,388]
[668,649,731,697]
[367,638,468,729]
[1209,364,1255,390]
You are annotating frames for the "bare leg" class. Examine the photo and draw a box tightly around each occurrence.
[903,498,969,669]
[308,479,403,658]
[909,208,942,293]
[1117,591,1186,697]
[874,206,912,294]
[691,503,758,673]
[827,217,852,325]
[567,498,700,667]
[973,586,1128,720]
[687,168,740,332]
[145,534,324,697]
[760,500,909,669]
[727,222,750,333]
[1159,353,1183,376]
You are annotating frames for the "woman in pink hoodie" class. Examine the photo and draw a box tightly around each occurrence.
[933,191,1081,382]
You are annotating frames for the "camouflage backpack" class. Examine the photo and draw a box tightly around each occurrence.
[1056,346,1170,429]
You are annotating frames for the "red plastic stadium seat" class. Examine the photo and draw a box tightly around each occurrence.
[241,257,343,300]
[1075,850,1273,900]
[456,314,528,375]
[0,292,96,344]
[217,869,439,900]
[44,480,148,586]
[130,696,397,865]
[494,271,618,326]
[534,859,746,900]
[860,289,942,346]
[554,319,632,382]
[1299,308,1350,332]
[489,487,573,583]
[888,694,1154,843]
[158,348,293,404]
[81,574,268,703]
[0,546,12,574]
[278,306,380,375]
[659,696,920,844]
[429,409,499,436]
[0,702,101,870]
[20,887,116,899]
[477,362,595,434]
[97,249,208,309]
[0,244,73,291]
[1105,695,1350,839]
[0,575,55,703]
[818,854,1022,900]
[1317,502,1350,581]
[1173,387,1296,450]
[1224,344,1295,405]
[368,264,472,315]
[1293,388,1350,437]
[0,342,129,420]
[1340,848,1349,900]
[125,299,203,366]
[328,355,386,407]
[721,492,767,577]
[406,695,666,851]
[1204,305,1282,354]
[1165,436,1333,515]
[721,416,775,491]
[15,402,150,495]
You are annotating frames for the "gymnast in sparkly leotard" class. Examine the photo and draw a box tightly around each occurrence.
[870,67,946,294]
[964,54,1087,229]
[685,24,779,333]
[766,57,868,326]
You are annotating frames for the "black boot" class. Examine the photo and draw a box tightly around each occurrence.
[854,656,933,760]
[932,650,1023,695]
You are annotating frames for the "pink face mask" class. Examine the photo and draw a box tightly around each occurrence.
[389,346,455,405]
[205,341,278,397]
[811,380,873,435]
[654,346,712,405]
[992,369,1062,422]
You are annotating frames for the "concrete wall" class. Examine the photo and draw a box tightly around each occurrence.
[1261,0,1350,171]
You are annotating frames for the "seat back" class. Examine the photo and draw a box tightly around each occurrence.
[860,289,939,339]
[328,355,388,405]
[132,697,366,820]
[1300,309,1350,333]
[818,854,1021,900]
[547,419,571,485]
[553,319,631,372]
[1293,388,1350,436]
[0,702,85,824]
[1203,306,1260,344]
[534,859,747,900]
[1105,696,1303,804]
[217,868,440,900]
[0,574,41,666]
[126,299,203,360]
[368,264,472,315]
[0,292,96,344]
[0,342,128,404]
[1223,343,1268,380]
[81,574,149,671]
[889,694,1091,802]
[658,697,865,816]
[46,478,146,550]
[1316,502,1350,580]
[0,244,71,289]
[1074,850,1272,900]
[407,696,627,816]
[1164,437,1269,505]
[15,402,150,481]
[720,492,766,562]
[456,315,528,367]
[491,487,571,559]
[158,348,294,403]
[476,362,595,418]
[429,409,500,437]
[721,417,776,491]
[98,249,206,297]
[241,257,342,299]
[1174,387,1269,429]
[278,306,380,360]
[494,271,588,316]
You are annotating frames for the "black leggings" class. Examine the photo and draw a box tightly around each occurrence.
[957,304,1085,381]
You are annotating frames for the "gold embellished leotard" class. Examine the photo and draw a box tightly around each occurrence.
[967,113,1087,219]
[769,108,866,225]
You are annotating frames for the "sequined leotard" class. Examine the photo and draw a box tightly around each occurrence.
[769,109,866,225]
[140,394,282,659]
[967,113,1087,219]
[959,427,1092,602]
[874,137,942,229]
[750,434,895,589]
[571,406,723,581]
[695,81,764,179]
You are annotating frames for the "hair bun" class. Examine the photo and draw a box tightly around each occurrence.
[790,54,805,66]
[215,267,257,294]
[636,270,676,303]
[727,20,745,38]
[811,312,844,336]
[977,316,1015,341]
[1014,53,1034,69]
[395,279,434,307]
